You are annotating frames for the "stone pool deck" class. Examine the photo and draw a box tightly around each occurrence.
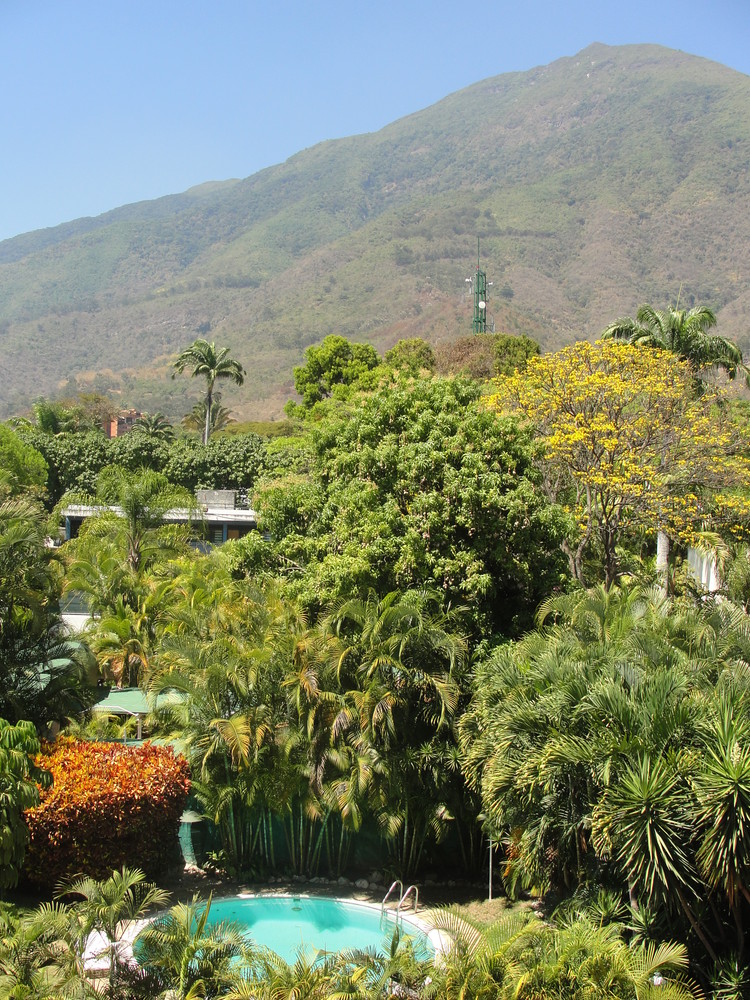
[158,863,490,917]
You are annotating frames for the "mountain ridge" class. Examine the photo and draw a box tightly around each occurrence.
[1,42,749,419]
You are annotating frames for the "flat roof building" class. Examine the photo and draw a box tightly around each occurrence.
[61,489,257,546]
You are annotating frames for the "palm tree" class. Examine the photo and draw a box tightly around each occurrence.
[693,695,750,958]
[322,589,467,879]
[172,339,245,445]
[603,303,747,384]
[86,592,160,688]
[134,893,250,999]
[0,902,91,999]
[56,867,169,997]
[132,412,175,442]
[0,497,93,729]
[66,466,194,578]
[149,627,281,876]
[592,753,715,957]
[181,393,236,437]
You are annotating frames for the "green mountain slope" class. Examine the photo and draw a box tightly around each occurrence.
[1,42,749,419]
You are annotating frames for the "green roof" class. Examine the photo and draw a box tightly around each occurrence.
[91,687,184,717]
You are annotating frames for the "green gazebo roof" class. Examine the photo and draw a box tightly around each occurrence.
[91,687,184,717]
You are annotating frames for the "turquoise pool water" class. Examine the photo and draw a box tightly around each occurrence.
[204,895,432,962]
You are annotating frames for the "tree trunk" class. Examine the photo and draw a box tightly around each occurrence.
[204,385,213,445]
[656,529,670,595]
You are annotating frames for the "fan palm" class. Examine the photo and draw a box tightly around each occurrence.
[172,339,245,444]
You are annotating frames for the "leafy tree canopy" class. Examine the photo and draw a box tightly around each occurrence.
[384,337,436,375]
[433,332,541,380]
[0,425,47,496]
[19,428,110,505]
[491,340,750,588]
[248,374,569,635]
[163,433,266,493]
[291,334,381,408]
[493,332,541,376]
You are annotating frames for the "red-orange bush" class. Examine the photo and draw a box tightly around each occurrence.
[24,738,191,886]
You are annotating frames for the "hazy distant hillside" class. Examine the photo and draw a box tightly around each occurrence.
[1,42,749,419]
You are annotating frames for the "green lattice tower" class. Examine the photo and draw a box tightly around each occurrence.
[472,241,488,333]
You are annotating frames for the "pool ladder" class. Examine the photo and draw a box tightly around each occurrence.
[381,880,420,926]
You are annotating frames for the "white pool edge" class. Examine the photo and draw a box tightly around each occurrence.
[86,892,445,974]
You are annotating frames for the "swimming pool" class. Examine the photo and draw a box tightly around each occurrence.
[204,894,434,962]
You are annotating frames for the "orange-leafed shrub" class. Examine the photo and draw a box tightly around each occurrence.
[24,738,191,886]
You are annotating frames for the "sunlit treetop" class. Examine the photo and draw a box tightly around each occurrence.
[489,341,750,587]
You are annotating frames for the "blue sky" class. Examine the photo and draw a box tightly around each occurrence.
[0,0,748,243]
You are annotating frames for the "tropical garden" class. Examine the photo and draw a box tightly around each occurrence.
[1,309,750,997]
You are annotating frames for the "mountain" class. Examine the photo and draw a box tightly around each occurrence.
[1,42,750,420]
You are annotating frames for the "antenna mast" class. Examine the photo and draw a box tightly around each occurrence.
[472,238,488,334]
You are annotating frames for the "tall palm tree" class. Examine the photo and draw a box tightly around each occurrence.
[172,339,245,445]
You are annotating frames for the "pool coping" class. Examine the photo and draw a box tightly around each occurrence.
[84,891,447,974]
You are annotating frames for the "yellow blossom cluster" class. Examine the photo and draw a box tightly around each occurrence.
[488,340,750,556]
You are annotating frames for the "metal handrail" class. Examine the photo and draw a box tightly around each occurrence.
[381,880,404,919]
[398,884,419,913]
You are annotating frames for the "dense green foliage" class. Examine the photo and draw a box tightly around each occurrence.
[2,308,750,995]
[0,493,94,728]
[291,334,381,408]
[461,586,750,966]
[248,374,568,634]
[17,424,267,505]
[0,719,50,891]
[0,426,47,495]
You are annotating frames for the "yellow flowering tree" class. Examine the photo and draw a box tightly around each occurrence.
[489,341,750,589]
